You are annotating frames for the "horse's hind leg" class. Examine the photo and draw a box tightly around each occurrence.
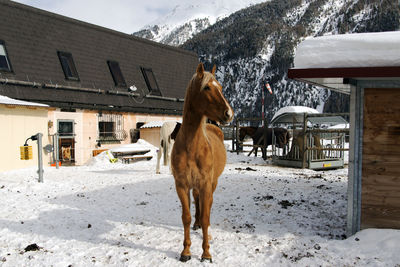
[200,185,213,262]
[156,141,163,174]
[192,189,201,230]
[176,184,192,262]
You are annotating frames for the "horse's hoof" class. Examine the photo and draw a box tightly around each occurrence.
[179,255,191,262]
[192,224,201,230]
[201,257,212,263]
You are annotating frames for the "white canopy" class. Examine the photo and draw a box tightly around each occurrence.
[271,106,319,124]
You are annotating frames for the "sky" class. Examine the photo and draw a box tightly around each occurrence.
[12,0,185,33]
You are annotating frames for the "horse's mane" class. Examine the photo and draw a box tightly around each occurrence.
[183,71,214,117]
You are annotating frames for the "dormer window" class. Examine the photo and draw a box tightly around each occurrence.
[140,67,161,96]
[107,60,126,87]
[0,40,12,72]
[57,51,79,80]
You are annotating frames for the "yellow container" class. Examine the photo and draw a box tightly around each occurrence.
[20,146,33,160]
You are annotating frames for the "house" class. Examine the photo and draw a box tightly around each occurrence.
[288,31,400,236]
[0,1,198,167]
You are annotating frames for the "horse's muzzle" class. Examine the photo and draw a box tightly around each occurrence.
[220,108,234,125]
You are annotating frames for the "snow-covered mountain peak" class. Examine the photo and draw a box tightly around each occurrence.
[134,0,267,45]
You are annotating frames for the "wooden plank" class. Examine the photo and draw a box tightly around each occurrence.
[363,132,400,145]
[93,149,108,157]
[122,155,153,164]
[363,154,400,164]
[362,173,400,187]
[361,186,400,207]
[363,144,400,155]
[361,208,400,229]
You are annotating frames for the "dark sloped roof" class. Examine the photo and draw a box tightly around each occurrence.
[0,1,198,114]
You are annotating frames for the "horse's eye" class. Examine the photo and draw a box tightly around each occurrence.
[203,86,210,91]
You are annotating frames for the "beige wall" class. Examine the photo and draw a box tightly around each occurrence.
[135,115,181,148]
[48,109,181,165]
[0,105,51,172]
[1,105,181,171]
[140,127,161,147]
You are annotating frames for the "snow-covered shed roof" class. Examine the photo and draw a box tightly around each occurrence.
[140,120,181,129]
[0,95,49,107]
[288,31,400,94]
[140,121,165,129]
[271,106,319,124]
[271,106,347,126]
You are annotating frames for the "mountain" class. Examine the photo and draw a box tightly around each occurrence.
[135,0,399,121]
[133,0,266,46]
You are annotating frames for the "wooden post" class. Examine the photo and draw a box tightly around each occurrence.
[236,119,240,155]
[263,118,268,159]
[302,113,307,169]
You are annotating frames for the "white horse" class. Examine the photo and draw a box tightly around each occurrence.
[156,121,181,174]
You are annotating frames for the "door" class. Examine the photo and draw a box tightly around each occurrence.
[58,120,75,164]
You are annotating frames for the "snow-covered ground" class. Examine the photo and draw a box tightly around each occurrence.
[0,140,399,266]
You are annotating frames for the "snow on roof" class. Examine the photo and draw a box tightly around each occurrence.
[0,95,48,107]
[140,121,164,129]
[294,31,400,69]
[271,106,319,123]
[141,120,181,129]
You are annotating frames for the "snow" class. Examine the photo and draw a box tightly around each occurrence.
[271,106,319,123]
[140,121,181,129]
[146,0,267,30]
[0,95,48,107]
[0,140,399,266]
[294,31,400,69]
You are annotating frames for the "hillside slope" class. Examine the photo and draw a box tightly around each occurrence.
[181,0,399,120]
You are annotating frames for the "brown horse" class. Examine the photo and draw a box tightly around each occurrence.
[171,63,233,262]
[239,126,290,158]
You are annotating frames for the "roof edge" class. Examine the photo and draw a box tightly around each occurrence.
[288,66,400,79]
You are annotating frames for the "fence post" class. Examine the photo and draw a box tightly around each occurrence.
[302,113,307,169]
[53,133,59,169]
[263,118,268,159]
[37,133,44,182]
[231,124,235,152]
[236,119,240,155]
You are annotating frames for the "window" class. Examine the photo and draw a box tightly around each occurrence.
[107,60,126,87]
[99,121,115,138]
[97,113,124,142]
[140,67,161,96]
[57,51,79,80]
[0,40,12,72]
[58,120,74,137]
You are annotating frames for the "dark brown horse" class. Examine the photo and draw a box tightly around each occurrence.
[171,63,234,262]
[239,126,290,158]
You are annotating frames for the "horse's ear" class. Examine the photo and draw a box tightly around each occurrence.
[196,63,204,78]
[211,65,216,76]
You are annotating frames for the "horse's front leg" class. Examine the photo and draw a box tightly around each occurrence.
[176,184,192,262]
[200,184,213,262]
[192,188,201,230]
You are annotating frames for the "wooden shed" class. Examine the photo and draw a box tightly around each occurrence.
[288,31,400,236]
[0,95,51,172]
